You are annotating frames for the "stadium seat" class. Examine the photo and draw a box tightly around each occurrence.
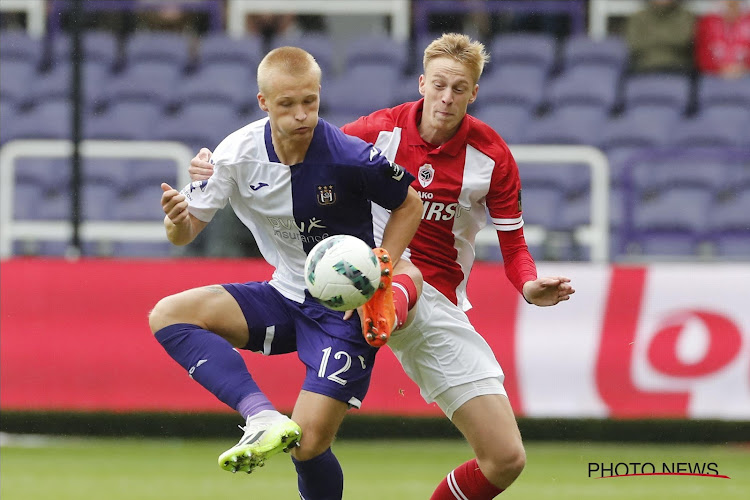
[324,64,400,116]
[343,33,408,73]
[82,184,120,221]
[545,66,620,112]
[271,32,337,77]
[197,33,263,70]
[0,30,43,64]
[123,31,192,71]
[556,191,591,231]
[12,181,43,220]
[82,158,130,188]
[668,114,748,147]
[0,100,17,144]
[489,33,557,74]
[622,73,692,113]
[111,241,174,257]
[598,106,676,151]
[629,231,700,258]
[14,158,70,192]
[126,159,179,191]
[391,72,421,106]
[103,61,181,106]
[114,184,169,221]
[478,64,547,111]
[518,162,591,197]
[629,158,732,195]
[0,59,37,105]
[172,62,255,110]
[524,106,607,145]
[473,103,532,145]
[152,101,243,152]
[713,232,750,259]
[712,188,750,233]
[561,35,628,73]
[51,31,120,70]
[23,62,109,108]
[697,75,750,108]
[10,101,72,140]
[630,186,713,233]
[517,185,565,228]
[84,101,164,141]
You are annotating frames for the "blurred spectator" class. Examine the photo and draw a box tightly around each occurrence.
[625,0,696,74]
[246,13,299,41]
[135,0,212,34]
[695,0,750,78]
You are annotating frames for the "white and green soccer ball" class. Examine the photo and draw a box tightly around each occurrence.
[304,235,381,311]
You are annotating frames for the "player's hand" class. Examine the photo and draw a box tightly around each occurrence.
[522,276,575,307]
[161,183,190,225]
[189,148,214,181]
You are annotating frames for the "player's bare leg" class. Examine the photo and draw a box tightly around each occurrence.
[361,248,394,347]
[452,394,526,489]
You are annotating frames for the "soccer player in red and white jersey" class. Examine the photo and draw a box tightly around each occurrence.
[341,33,574,499]
[189,33,574,499]
[695,0,750,78]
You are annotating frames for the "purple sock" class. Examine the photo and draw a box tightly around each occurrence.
[293,448,343,500]
[154,323,271,412]
[236,393,275,419]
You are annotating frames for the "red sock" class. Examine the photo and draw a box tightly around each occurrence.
[392,274,417,328]
[430,459,504,500]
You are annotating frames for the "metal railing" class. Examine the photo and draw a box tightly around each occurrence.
[0,139,193,258]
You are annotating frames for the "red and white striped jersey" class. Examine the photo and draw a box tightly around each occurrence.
[343,99,537,310]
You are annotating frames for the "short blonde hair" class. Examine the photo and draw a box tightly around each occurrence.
[257,46,322,95]
[423,33,489,84]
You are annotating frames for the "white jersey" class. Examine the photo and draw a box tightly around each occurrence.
[181,117,414,302]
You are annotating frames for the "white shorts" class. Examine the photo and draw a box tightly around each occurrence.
[387,282,506,419]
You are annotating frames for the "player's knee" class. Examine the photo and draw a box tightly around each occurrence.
[290,435,332,461]
[148,295,178,334]
[480,442,526,487]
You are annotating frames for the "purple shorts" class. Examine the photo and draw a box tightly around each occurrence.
[222,281,378,408]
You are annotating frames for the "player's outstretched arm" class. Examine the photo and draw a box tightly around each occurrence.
[379,186,423,269]
[522,277,575,307]
[161,183,208,246]
[189,148,214,181]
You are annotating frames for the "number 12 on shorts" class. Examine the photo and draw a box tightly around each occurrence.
[318,347,366,386]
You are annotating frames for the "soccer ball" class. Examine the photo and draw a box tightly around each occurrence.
[304,235,382,311]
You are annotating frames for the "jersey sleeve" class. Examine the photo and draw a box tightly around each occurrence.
[341,111,391,144]
[359,144,415,211]
[181,159,234,223]
[486,149,537,295]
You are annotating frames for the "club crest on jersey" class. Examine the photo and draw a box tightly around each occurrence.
[418,164,435,188]
[316,185,337,206]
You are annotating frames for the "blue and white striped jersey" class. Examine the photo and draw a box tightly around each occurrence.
[180,117,415,302]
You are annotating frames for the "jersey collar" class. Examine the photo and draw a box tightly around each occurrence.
[406,99,471,157]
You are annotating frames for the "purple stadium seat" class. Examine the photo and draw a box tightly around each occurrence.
[10,101,71,140]
[14,158,70,191]
[0,100,17,144]
[489,33,557,74]
[124,31,192,71]
[82,184,120,221]
[24,62,109,108]
[622,73,692,113]
[698,75,750,108]
[84,101,164,141]
[103,62,181,106]
[479,64,547,110]
[325,64,400,116]
[712,188,750,232]
[51,31,120,69]
[518,185,565,228]
[562,35,628,72]
[0,30,43,63]
[343,33,408,73]
[524,106,607,145]
[631,231,700,257]
[668,114,748,147]
[518,162,591,197]
[713,233,750,259]
[127,159,179,190]
[631,186,713,233]
[198,33,263,69]
[474,103,532,145]
[114,184,168,221]
[391,72,421,106]
[13,182,43,220]
[545,66,620,112]
[172,63,255,110]
[0,59,36,105]
[112,241,174,257]
[271,32,337,77]
[152,101,243,151]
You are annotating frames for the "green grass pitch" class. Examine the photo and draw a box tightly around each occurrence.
[2,437,748,499]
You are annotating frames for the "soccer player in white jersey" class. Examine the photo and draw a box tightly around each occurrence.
[150,46,422,500]
[189,34,575,499]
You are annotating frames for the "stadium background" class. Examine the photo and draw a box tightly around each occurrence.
[1,1,749,498]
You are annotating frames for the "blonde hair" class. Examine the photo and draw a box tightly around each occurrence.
[423,33,489,84]
[257,46,322,95]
